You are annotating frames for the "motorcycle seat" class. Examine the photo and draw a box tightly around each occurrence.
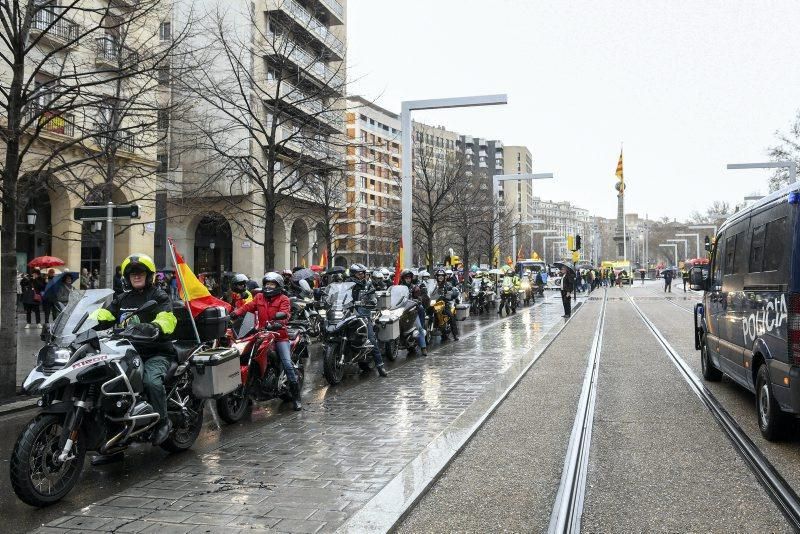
[171,340,196,363]
[286,328,301,340]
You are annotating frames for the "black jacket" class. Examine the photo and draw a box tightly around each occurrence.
[99,286,175,356]
[561,272,575,293]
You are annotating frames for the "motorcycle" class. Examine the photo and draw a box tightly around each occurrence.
[424,279,457,342]
[289,280,322,338]
[215,312,309,423]
[498,278,517,316]
[374,285,423,361]
[520,277,534,307]
[469,279,488,315]
[321,282,377,385]
[11,290,226,507]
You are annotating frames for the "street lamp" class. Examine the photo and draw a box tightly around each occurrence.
[688,225,719,249]
[675,233,701,259]
[493,173,554,264]
[26,207,37,227]
[659,243,678,265]
[401,94,508,268]
[727,160,797,184]
[667,238,688,260]
[543,235,566,265]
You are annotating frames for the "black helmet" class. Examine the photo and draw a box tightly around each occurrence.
[262,272,284,298]
[434,268,446,281]
[232,273,248,290]
[400,269,414,281]
[349,263,367,278]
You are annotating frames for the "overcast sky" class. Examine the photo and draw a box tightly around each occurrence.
[346,0,800,221]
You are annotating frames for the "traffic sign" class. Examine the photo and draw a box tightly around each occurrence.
[74,204,140,222]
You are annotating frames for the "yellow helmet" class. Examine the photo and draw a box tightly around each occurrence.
[120,253,157,286]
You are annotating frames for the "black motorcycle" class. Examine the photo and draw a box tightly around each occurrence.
[321,282,377,385]
[375,285,424,360]
[10,290,227,507]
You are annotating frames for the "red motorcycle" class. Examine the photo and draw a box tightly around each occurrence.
[215,311,309,423]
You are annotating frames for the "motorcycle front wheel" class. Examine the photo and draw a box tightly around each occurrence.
[383,339,399,361]
[161,398,205,453]
[10,414,86,507]
[323,343,345,385]
[216,385,251,424]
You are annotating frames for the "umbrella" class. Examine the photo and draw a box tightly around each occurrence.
[326,266,346,275]
[310,265,323,272]
[553,261,575,274]
[43,271,79,300]
[291,268,316,282]
[28,256,65,269]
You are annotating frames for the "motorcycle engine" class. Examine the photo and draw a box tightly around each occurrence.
[130,401,156,427]
[258,369,279,400]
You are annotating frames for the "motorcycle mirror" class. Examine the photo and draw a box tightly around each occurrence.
[274,312,288,320]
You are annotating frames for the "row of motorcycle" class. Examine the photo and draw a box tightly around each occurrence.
[8,277,470,507]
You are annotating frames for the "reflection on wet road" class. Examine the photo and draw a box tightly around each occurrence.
[3,294,569,534]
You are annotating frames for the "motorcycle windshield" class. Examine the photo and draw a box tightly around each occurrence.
[424,279,437,296]
[472,280,482,290]
[502,278,514,289]
[389,285,409,308]
[326,282,355,308]
[50,289,115,345]
[298,279,313,298]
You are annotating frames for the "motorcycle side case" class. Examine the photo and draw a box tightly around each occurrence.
[376,316,401,342]
[191,348,241,399]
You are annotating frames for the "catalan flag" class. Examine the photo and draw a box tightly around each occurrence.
[615,148,623,180]
[168,238,231,317]
[392,238,405,285]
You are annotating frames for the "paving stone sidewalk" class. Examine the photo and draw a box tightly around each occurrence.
[35,299,568,534]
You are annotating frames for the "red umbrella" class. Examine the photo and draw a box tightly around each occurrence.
[310,265,323,272]
[27,255,65,269]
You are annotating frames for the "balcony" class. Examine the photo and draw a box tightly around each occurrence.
[266,33,344,93]
[29,9,80,48]
[268,0,345,60]
[318,0,345,25]
[95,36,138,68]
[265,80,343,131]
[26,107,75,137]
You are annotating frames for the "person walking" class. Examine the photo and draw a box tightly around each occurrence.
[560,266,574,318]
[682,269,689,292]
[640,270,646,285]
[663,269,674,293]
[21,274,41,328]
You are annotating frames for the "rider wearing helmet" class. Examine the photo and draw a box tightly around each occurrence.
[88,253,178,454]
[228,273,253,309]
[348,263,389,377]
[230,272,301,410]
[399,269,428,356]
[433,268,459,340]
[370,270,387,291]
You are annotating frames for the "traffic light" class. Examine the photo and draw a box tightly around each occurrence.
[575,234,582,251]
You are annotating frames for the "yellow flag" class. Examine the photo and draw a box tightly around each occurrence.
[615,149,623,180]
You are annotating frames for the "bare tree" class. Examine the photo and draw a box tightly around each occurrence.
[411,138,466,270]
[768,109,800,192]
[179,2,347,270]
[0,0,176,396]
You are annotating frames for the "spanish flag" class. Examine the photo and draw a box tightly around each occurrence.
[168,238,231,317]
[319,248,328,269]
[392,238,404,285]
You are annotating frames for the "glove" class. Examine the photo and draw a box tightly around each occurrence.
[122,322,160,341]
[89,308,115,323]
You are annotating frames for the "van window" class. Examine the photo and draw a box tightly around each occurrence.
[763,217,787,272]
[749,224,765,272]
[724,234,737,275]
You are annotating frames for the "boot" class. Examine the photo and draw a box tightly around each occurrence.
[152,418,172,446]
[420,347,428,356]
[377,365,389,377]
[289,381,302,411]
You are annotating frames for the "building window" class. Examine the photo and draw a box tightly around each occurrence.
[157,65,169,85]
[266,68,277,81]
[157,109,169,130]
[159,21,171,41]
[157,154,168,173]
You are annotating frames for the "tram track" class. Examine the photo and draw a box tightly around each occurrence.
[625,289,800,530]
[548,288,607,534]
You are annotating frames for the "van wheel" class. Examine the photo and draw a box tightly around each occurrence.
[756,364,787,442]
[700,335,722,381]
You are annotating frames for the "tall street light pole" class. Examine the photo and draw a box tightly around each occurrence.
[727,160,797,184]
[689,224,719,249]
[675,232,701,259]
[401,94,508,268]
[667,238,688,261]
[659,243,678,266]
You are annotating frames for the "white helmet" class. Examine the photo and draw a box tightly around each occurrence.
[380,268,390,277]
[372,271,385,281]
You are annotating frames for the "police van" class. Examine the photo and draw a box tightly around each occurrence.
[691,183,799,440]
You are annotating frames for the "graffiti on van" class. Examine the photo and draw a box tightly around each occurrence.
[742,294,787,344]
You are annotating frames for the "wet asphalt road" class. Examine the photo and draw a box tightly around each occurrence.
[0,299,532,534]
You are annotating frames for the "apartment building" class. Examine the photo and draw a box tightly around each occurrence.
[166,0,347,276]
[502,146,534,221]
[2,1,165,276]
[341,97,401,267]
[530,197,591,260]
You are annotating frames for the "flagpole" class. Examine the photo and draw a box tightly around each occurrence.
[168,237,202,344]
